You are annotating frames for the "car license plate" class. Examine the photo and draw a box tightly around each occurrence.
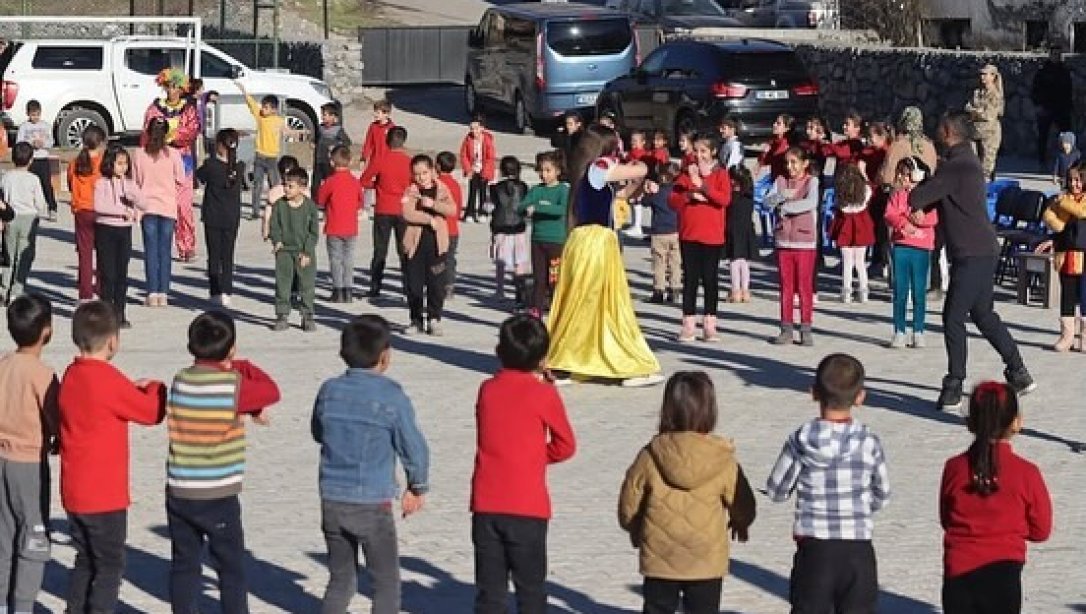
[756,90,789,100]
[576,93,598,106]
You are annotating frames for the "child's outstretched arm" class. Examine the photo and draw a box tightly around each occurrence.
[727,464,756,542]
[118,378,167,425]
[765,438,801,502]
[233,360,281,415]
[868,437,891,512]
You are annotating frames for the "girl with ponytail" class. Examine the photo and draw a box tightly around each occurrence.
[195,129,245,306]
[68,125,106,300]
[939,381,1052,613]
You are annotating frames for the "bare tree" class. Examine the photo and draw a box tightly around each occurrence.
[841,0,923,46]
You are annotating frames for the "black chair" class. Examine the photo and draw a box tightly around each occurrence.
[995,190,1051,285]
[992,186,1022,229]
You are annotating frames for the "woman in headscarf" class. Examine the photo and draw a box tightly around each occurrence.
[879,106,938,186]
[966,64,1005,180]
[143,67,201,262]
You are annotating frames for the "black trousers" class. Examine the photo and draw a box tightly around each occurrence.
[67,510,127,614]
[530,241,563,311]
[28,158,57,213]
[680,241,722,317]
[1059,272,1083,317]
[1036,109,1071,164]
[868,188,891,272]
[465,173,487,221]
[311,161,333,200]
[405,229,446,323]
[942,560,1024,614]
[472,513,548,614]
[789,539,877,614]
[944,257,1024,382]
[370,214,406,294]
[642,577,722,614]
[931,224,946,291]
[167,494,248,614]
[94,224,131,322]
[205,224,239,297]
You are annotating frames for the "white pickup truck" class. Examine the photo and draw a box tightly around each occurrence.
[0,36,336,148]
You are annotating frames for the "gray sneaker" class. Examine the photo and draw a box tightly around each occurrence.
[799,325,814,347]
[403,320,425,336]
[911,332,926,348]
[271,316,289,332]
[771,327,793,345]
[302,316,317,333]
[889,332,907,349]
[427,319,443,337]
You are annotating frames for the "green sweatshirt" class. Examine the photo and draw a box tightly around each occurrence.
[519,182,569,245]
[269,197,320,255]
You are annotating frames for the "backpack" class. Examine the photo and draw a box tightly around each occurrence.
[489,179,527,234]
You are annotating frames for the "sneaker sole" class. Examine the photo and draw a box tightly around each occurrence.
[621,374,665,388]
[938,399,964,412]
[1016,382,1038,396]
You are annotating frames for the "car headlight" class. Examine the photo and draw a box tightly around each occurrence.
[310,81,333,100]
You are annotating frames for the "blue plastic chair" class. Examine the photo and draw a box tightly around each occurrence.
[821,188,836,253]
[754,174,775,246]
[986,178,1020,223]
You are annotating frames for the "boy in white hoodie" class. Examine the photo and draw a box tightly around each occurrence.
[766,353,891,613]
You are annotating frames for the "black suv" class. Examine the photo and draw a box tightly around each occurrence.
[596,38,819,143]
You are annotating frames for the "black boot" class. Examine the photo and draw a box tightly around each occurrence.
[513,276,527,312]
[343,288,354,303]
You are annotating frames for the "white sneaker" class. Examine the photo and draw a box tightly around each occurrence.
[911,332,925,348]
[889,332,907,348]
[222,294,232,307]
[812,294,820,306]
[841,291,853,304]
[552,376,574,388]
[621,373,665,388]
[623,228,644,239]
[858,288,869,304]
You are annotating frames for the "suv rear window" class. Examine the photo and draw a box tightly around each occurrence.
[31,46,103,70]
[546,19,631,57]
[726,51,807,76]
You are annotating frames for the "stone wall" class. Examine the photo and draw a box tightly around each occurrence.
[321,40,366,107]
[795,43,1086,159]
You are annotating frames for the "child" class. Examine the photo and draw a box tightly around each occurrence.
[313,102,352,199]
[669,135,732,342]
[519,150,569,316]
[619,371,755,614]
[436,151,464,300]
[460,113,497,224]
[236,81,285,220]
[677,128,697,169]
[68,125,106,301]
[1037,162,1086,351]
[93,146,144,328]
[651,130,671,168]
[643,162,681,304]
[359,126,413,298]
[17,100,57,221]
[627,129,650,165]
[765,147,820,346]
[360,99,395,215]
[799,116,830,180]
[823,109,866,166]
[196,129,245,307]
[726,165,757,303]
[829,163,875,304]
[884,157,937,349]
[316,145,363,303]
[473,315,576,612]
[940,382,1052,614]
[58,300,167,614]
[312,314,429,614]
[758,114,795,181]
[766,353,890,614]
[489,156,530,309]
[1052,131,1081,187]
[551,111,584,173]
[0,294,58,614]
[133,118,185,308]
[269,168,320,332]
[263,155,301,242]
[1,142,47,305]
[401,155,457,335]
[166,311,280,613]
[624,131,654,240]
[861,121,893,277]
[717,118,744,169]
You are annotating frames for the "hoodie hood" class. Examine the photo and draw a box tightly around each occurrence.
[648,432,735,491]
[788,418,869,469]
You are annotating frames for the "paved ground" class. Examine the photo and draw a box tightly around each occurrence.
[3,87,1085,613]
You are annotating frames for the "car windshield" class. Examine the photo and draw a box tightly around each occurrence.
[547,19,632,56]
[660,0,727,17]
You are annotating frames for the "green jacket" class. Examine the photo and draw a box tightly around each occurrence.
[269,197,320,255]
[519,182,569,245]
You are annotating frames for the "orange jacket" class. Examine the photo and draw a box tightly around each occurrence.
[67,152,102,213]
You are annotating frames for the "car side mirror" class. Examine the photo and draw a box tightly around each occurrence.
[468,30,483,48]
[229,65,244,80]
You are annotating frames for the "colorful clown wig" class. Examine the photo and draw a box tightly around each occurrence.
[155,67,189,90]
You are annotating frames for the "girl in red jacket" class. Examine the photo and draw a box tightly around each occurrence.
[459,113,496,223]
[829,164,875,304]
[758,114,795,182]
[940,382,1052,614]
[669,135,732,342]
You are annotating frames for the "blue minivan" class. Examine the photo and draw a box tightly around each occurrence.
[465,3,638,133]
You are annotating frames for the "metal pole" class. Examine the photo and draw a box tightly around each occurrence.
[219,0,225,32]
[323,0,329,40]
[273,0,280,69]
[129,0,135,34]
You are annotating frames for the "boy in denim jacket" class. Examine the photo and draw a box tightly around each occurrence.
[311,314,430,614]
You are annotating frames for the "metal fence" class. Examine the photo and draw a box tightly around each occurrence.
[358,26,472,85]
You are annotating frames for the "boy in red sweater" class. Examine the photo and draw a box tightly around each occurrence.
[360,99,394,216]
[435,151,463,300]
[668,134,732,342]
[651,130,671,167]
[459,113,496,224]
[58,301,167,614]
[359,126,412,298]
[318,145,364,303]
[471,315,575,614]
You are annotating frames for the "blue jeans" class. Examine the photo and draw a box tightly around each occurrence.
[142,215,176,294]
[892,245,930,334]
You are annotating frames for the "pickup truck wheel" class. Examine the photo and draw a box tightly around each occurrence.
[57,108,108,149]
[284,106,315,143]
[465,78,479,117]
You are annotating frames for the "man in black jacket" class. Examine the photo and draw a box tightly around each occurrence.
[1031,46,1073,166]
[908,110,1036,411]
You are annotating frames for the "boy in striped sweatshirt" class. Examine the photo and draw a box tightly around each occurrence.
[166,311,280,613]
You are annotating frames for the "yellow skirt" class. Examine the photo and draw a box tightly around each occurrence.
[546,225,660,379]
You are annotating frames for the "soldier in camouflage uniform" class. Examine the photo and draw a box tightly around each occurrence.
[966,64,1004,180]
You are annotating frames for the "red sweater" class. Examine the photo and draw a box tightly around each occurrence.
[652,147,670,167]
[822,138,865,165]
[471,370,576,519]
[358,148,412,216]
[668,166,732,246]
[940,442,1052,578]
[438,173,463,237]
[759,135,792,181]
[316,168,362,237]
[459,131,497,182]
[361,119,394,166]
[59,358,166,514]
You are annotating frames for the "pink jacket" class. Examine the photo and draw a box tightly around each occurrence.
[93,176,145,227]
[884,187,937,250]
[769,175,820,250]
[132,148,184,219]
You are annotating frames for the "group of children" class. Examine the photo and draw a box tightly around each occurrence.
[0,292,1052,613]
